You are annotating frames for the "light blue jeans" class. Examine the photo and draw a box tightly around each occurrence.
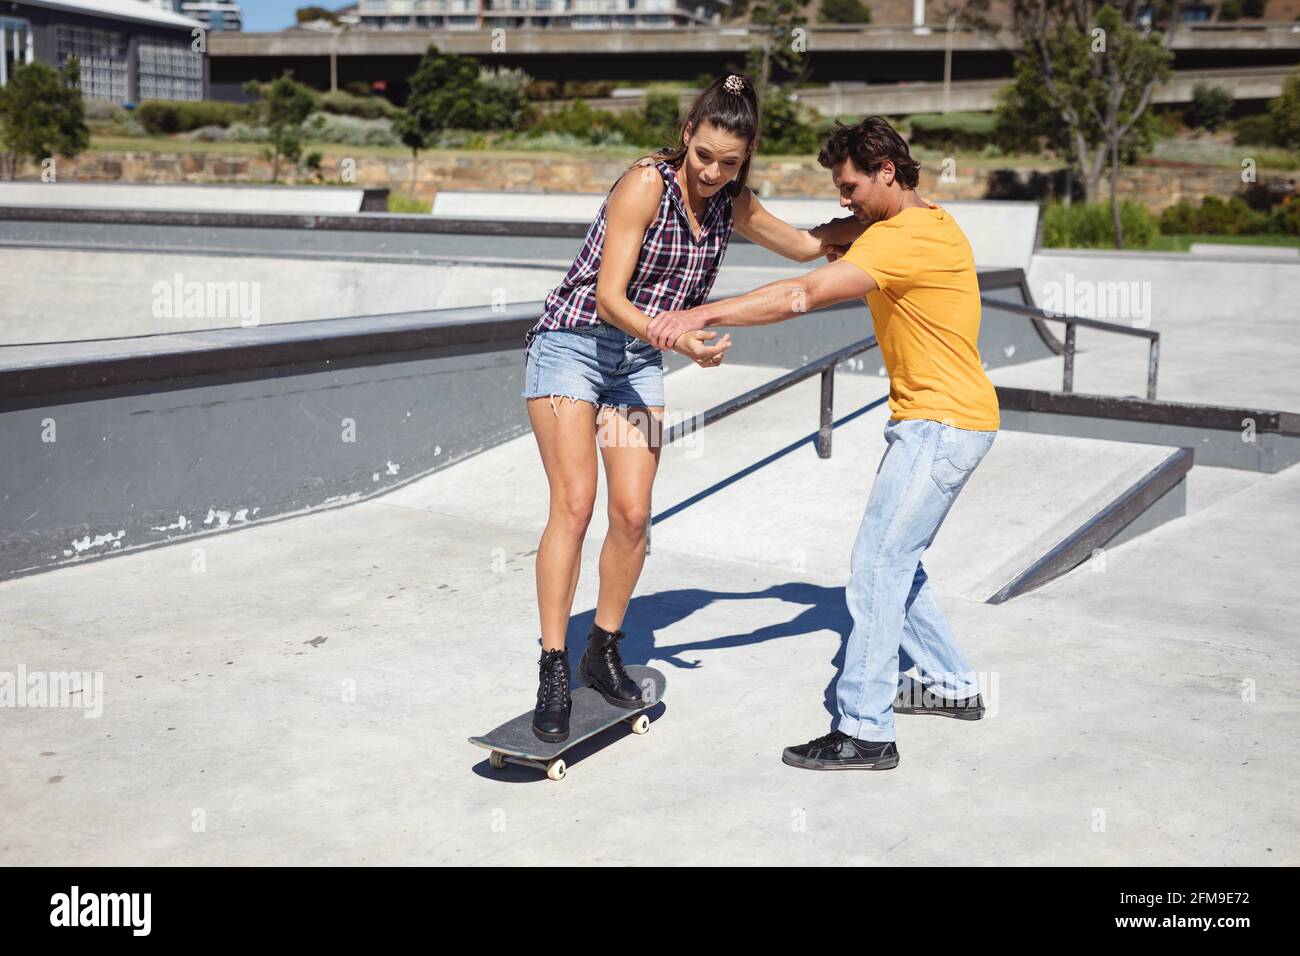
[834,417,997,742]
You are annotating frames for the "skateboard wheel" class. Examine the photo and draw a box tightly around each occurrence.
[628,714,650,735]
[489,751,506,770]
[546,758,567,781]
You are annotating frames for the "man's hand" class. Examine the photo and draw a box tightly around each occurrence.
[647,308,706,350]
[824,243,851,263]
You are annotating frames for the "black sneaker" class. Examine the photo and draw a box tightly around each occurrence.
[893,681,985,720]
[782,731,900,771]
[532,648,572,742]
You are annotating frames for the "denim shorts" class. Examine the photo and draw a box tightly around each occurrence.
[522,322,665,412]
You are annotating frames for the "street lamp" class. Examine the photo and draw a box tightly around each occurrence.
[330,15,361,94]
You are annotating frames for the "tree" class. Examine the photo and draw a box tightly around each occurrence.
[1185,83,1233,132]
[1006,1,1175,248]
[1217,0,1241,21]
[393,49,469,195]
[242,72,316,184]
[0,59,89,180]
[296,6,339,25]
[1240,0,1267,16]
[1269,67,1300,152]
[746,0,811,111]
[393,46,528,195]
[819,0,873,24]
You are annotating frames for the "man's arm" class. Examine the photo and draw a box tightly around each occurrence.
[732,187,866,263]
[646,259,878,349]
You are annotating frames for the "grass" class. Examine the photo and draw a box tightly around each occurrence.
[81,132,1299,175]
[89,135,644,162]
[387,192,432,214]
[1147,233,1300,252]
[1149,137,1300,171]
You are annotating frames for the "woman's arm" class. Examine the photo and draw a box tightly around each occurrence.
[594,165,732,365]
[732,186,866,263]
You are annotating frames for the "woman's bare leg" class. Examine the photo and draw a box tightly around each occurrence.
[527,397,599,651]
[594,405,664,632]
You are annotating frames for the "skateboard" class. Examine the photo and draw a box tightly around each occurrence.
[469,665,667,781]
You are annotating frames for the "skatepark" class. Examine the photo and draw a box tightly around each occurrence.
[1,184,1297,865]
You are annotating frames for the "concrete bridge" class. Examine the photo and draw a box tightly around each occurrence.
[554,65,1298,117]
[207,24,1300,93]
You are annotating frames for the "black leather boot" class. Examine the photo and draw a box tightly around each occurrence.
[532,648,572,742]
[578,624,642,709]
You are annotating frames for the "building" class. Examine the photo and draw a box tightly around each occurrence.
[339,0,726,31]
[0,0,207,101]
[141,0,240,32]
[323,0,1290,32]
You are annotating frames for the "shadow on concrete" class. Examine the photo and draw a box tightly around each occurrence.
[566,582,855,722]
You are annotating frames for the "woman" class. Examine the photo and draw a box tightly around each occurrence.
[523,73,865,741]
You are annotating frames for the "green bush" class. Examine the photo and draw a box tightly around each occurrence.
[1042,200,1159,248]
[473,67,530,131]
[184,124,230,142]
[1269,200,1300,235]
[1241,0,1266,15]
[525,101,630,146]
[223,121,269,142]
[317,90,397,120]
[301,111,398,146]
[819,0,872,23]
[1233,113,1278,146]
[642,92,681,141]
[1158,195,1270,235]
[82,98,124,122]
[758,91,820,155]
[1184,84,1233,132]
[1218,0,1241,20]
[1270,67,1300,151]
[906,112,997,152]
[136,99,247,135]
[524,79,616,102]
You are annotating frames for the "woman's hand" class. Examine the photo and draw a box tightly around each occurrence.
[674,329,732,368]
[647,308,707,350]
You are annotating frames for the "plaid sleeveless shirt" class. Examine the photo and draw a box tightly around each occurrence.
[523,158,735,355]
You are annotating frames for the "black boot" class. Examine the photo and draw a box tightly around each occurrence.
[532,648,572,742]
[578,624,642,709]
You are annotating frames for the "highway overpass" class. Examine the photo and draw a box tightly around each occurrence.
[208,24,1300,98]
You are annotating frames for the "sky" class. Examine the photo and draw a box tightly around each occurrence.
[241,1,319,33]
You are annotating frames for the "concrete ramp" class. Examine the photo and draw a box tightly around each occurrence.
[385,362,1189,604]
[433,192,1041,271]
[0,182,384,214]
[0,247,565,343]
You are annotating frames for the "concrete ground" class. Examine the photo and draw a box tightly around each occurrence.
[2,362,1296,866]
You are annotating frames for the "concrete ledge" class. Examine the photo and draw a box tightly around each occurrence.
[997,387,1300,472]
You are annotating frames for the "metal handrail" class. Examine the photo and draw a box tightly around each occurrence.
[662,335,880,458]
[645,335,879,555]
[645,293,1162,552]
[981,297,1161,401]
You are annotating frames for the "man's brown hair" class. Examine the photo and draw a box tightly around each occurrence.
[817,115,921,190]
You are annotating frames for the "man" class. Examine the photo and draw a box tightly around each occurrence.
[646,115,1000,771]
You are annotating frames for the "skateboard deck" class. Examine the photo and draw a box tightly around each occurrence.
[469,665,666,781]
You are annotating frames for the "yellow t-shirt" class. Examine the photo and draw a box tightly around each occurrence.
[841,202,1000,431]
